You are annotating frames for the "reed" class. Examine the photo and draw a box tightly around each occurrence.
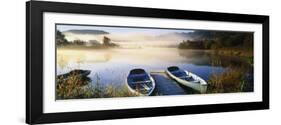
[56,73,136,99]
[207,66,247,93]
[56,71,91,99]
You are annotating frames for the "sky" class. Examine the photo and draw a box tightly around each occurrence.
[56,24,196,47]
[56,24,194,36]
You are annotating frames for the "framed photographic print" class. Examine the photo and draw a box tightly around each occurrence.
[26,1,269,124]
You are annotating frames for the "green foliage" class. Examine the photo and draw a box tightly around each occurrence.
[213,32,253,48]
[56,30,69,46]
[102,36,119,47]
[178,31,253,50]
[73,40,87,45]
[56,33,119,48]
[178,40,215,49]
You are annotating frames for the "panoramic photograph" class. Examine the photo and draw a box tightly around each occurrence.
[55,24,254,100]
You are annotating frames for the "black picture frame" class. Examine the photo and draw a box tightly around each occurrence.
[26,1,269,124]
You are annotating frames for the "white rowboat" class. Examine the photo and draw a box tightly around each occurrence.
[166,66,207,93]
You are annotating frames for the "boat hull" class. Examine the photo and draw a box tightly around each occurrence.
[57,70,91,86]
[126,74,156,96]
[166,70,207,93]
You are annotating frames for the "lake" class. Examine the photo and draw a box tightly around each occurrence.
[57,47,245,89]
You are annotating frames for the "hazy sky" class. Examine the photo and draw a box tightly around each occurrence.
[56,24,196,47]
[57,24,194,36]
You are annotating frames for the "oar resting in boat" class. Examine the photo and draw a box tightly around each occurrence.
[126,68,156,96]
[166,66,207,93]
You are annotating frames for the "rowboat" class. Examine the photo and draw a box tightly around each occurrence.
[126,69,156,96]
[166,66,207,93]
[57,69,91,85]
[57,69,91,78]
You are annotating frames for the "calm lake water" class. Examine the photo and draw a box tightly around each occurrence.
[57,48,243,88]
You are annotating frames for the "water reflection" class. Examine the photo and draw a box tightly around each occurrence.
[178,49,249,67]
[57,48,249,88]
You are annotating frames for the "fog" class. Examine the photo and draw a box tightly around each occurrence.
[63,31,192,47]
[57,48,225,87]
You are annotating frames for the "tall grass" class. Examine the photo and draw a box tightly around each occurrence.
[56,72,91,99]
[207,54,253,93]
[56,73,136,100]
[207,67,247,93]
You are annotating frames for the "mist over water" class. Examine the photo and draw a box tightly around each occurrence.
[57,47,227,88]
[62,30,193,48]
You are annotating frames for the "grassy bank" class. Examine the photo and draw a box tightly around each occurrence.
[207,57,253,93]
[56,74,136,100]
[207,66,247,93]
[206,47,254,93]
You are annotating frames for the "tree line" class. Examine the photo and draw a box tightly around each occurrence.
[56,30,118,47]
[178,31,253,50]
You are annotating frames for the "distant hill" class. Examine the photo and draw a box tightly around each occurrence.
[63,29,109,35]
